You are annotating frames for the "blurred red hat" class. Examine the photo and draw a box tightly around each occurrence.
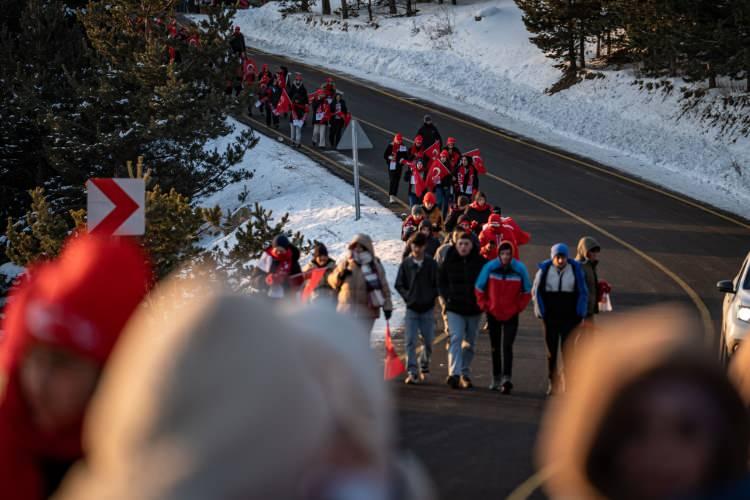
[423,192,437,205]
[446,137,456,145]
[439,149,449,158]
[1,234,152,372]
[414,135,423,144]
[393,133,403,144]
[489,214,502,227]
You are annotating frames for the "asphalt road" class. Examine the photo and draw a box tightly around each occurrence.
[241,46,750,499]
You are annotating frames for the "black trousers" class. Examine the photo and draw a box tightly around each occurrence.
[543,315,580,380]
[487,314,519,377]
[329,119,344,148]
[265,104,279,127]
[388,167,403,197]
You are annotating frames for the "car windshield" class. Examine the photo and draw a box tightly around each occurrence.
[745,268,750,290]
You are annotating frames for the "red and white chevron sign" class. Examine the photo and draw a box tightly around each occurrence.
[86,178,145,236]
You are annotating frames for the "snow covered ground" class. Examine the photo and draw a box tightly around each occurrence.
[200,118,405,342]
[228,0,750,219]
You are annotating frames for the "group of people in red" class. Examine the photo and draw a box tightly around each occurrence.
[383,115,486,215]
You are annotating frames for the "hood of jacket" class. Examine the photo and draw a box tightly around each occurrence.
[56,283,394,500]
[576,236,601,261]
[537,305,748,500]
[348,233,375,256]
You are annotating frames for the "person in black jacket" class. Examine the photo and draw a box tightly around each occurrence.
[287,73,308,107]
[229,26,246,56]
[438,231,486,389]
[328,92,348,148]
[383,133,410,204]
[445,195,470,233]
[416,114,443,149]
[396,232,439,385]
[463,191,493,234]
[402,221,440,261]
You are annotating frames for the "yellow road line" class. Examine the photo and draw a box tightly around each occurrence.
[506,466,555,500]
[350,116,716,343]
[247,46,750,231]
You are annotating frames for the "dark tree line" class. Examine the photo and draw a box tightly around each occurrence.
[0,0,257,224]
[516,0,750,91]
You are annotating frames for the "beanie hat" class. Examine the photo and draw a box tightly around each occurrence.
[423,192,437,206]
[551,243,569,259]
[1,234,151,369]
[393,133,403,144]
[234,26,241,32]
[414,135,423,144]
[446,137,456,145]
[489,214,502,227]
[312,242,328,258]
[439,150,449,159]
[272,234,291,250]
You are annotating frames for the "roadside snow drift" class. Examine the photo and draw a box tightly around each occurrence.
[200,119,405,342]
[228,0,750,218]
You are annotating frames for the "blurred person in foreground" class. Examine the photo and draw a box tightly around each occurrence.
[537,306,749,500]
[0,235,151,499]
[54,284,435,500]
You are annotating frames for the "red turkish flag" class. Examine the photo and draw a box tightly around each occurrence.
[424,159,451,192]
[274,89,292,116]
[405,161,428,198]
[301,267,328,303]
[423,140,441,161]
[307,88,326,102]
[465,148,487,174]
[384,322,406,380]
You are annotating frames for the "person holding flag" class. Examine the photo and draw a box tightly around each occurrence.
[464,148,487,175]
[301,242,336,305]
[383,133,409,204]
[426,150,453,217]
[328,92,348,148]
[453,155,480,199]
[289,94,308,148]
[441,137,461,171]
[257,235,303,299]
[311,94,330,149]
[404,158,428,207]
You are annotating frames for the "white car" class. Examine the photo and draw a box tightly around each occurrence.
[717,251,750,361]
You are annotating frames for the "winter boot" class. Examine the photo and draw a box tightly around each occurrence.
[445,375,460,389]
[489,375,501,391]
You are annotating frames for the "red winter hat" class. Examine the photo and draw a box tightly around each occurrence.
[423,192,437,206]
[414,135,423,144]
[234,26,241,32]
[489,214,502,227]
[439,150,449,158]
[394,133,403,144]
[446,137,456,145]
[0,235,152,371]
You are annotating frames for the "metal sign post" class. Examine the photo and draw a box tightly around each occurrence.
[336,117,374,222]
[352,122,361,220]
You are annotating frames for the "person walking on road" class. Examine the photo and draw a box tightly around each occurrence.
[396,232,439,385]
[402,220,441,260]
[404,158,427,207]
[289,94,308,148]
[420,192,444,231]
[328,92,348,148]
[384,133,409,204]
[259,234,304,299]
[453,155,479,200]
[475,241,532,394]
[532,243,588,396]
[229,26,246,56]
[575,236,602,348]
[463,191,492,233]
[287,73,308,105]
[311,94,330,148]
[433,150,454,217]
[328,234,393,335]
[416,114,442,149]
[444,195,469,233]
[439,231,486,389]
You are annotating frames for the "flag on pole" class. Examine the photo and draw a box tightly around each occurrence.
[274,89,292,116]
[384,322,406,380]
[301,267,328,303]
[424,159,452,192]
[423,140,441,161]
[465,148,487,174]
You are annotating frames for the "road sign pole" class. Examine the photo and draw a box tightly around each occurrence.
[352,121,361,221]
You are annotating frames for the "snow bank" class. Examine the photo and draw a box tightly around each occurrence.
[200,119,405,342]
[227,0,750,218]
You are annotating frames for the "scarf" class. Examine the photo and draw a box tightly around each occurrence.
[469,201,490,212]
[455,164,475,193]
[354,251,385,308]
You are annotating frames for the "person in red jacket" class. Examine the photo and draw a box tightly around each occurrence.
[261,235,304,299]
[463,191,493,233]
[401,205,425,241]
[258,64,272,84]
[474,240,532,394]
[383,133,409,204]
[404,158,427,208]
[290,94,309,148]
[479,214,522,261]
[0,235,151,500]
[409,135,426,163]
[441,137,461,171]
[311,95,331,148]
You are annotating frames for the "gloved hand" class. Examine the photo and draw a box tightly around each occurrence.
[384,309,392,320]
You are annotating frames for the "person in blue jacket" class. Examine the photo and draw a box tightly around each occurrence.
[532,243,588,396]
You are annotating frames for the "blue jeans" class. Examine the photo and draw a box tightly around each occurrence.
[446,312,481,377]
[405,308,435,376]
[435,185,452,217]
[408,192,420,208]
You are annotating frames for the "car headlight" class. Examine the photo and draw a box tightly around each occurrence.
[738,306,750,323]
